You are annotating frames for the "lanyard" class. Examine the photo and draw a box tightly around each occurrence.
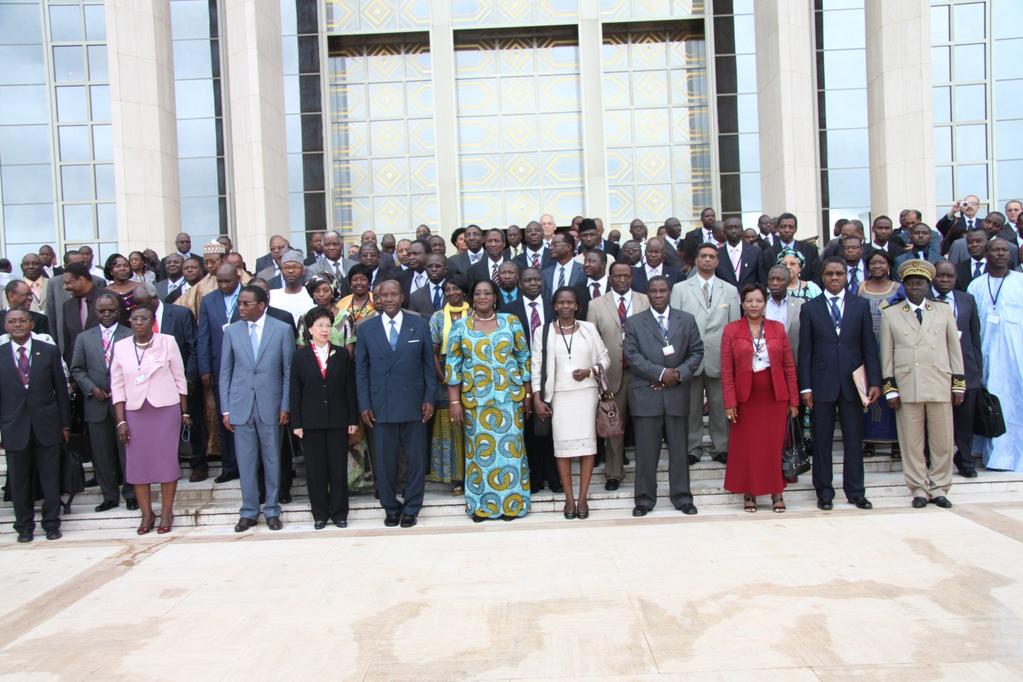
[226,295,238,320]
[987,273,1008,310]
[557,321,576,358]
[748,320,765,357]
[133,341,149,368]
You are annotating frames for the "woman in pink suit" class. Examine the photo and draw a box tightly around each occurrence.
[721,284,800,513]
[111,306,191,534]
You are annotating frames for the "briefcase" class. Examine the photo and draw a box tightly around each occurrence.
[974,388,1006,439]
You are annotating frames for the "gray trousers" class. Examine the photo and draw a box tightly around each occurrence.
[633,414,693,511]
[234,414,280,520]
[88,408,134,503]
[603,370,633,482]
[688,374,729,456]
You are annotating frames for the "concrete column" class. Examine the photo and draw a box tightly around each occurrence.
[754,0,821,240]
[430,0,459,242]
[579,0,609,223]
[865,0,934,222]
[223,0,288,265]
[105,0,180,254]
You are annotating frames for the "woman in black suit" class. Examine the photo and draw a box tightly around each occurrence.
[290,307,360,529]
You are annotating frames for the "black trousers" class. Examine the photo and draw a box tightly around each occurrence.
[303,428,349,523]
[811,398,865,501]
[5,431,61,534]
[524,417,556,489]
[87,410,134,503]
[187,384,208,470]
[953,388,980,473]
[372,421,427,516]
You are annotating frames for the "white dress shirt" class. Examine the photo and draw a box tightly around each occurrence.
[523,295,545,329]
[523,247,545,268]
[409,270,428,295]
[726,243,742,272]
[248,313,267,350]
[645,263,663,279]
[765,296,789,328]
[586,275,608,297]
[382,310,403,338]
[467,249,484,265]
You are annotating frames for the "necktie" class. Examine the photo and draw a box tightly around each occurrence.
[617,296,627,325]
[80,297,88,327]
[249,323,259,358]
[918,251,926,259]
[557,266,566,289]
[17,347,29,387]
[592,282,601,298]
[848,266,859,293]
[973,261,983,278]
[967,219,974,230]
[915,308,923,324]
[702,281,711,306]
[432,285,442,310]
[829,296,842,327]
[531,252,540,268]
[491,263,499,283]
[388,319,398,350]
[657,314,669,341]
[333,261,341,279]
[102,329,114,367]
[529,302,540,336]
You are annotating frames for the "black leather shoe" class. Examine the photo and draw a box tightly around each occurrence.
[549,483,564,494]
[266,516,283,531]
[313,520,327,530]
[399,514,417,528]
[687,454,699,466]
[912,497,928,508]
[604,479,620,491]
[234,517,257,532]
[45,529,62,541]
[125,500,139,511]
[279,494,292,504]
[817,499,833,511]
[712,452,728,464]
[930,496,953,509]
[214,472,239,484]
[678,503,698,515]
[384,513,400,527]
[189,468,209,483]
[95,500,118,512]
[85,477,97,487]
[632,506,648,517]
[849,496,873,510]
[958,469,978,478]
[334,519,348,528]
[16,532,32,543]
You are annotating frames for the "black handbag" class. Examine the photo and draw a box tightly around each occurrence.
[782,412,812,479]
[533,322,552,437]
[60,447,86,514]
[974,388,1006,438]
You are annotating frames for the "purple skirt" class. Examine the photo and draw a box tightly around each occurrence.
[125,401,182,484]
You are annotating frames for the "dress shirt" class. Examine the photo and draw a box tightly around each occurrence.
[726,243,742,271]
[43,265,54,279]
[908,300,927,317]
[761,233,775,246]
[765,296,789,328]
[846,262,865,286]
[644,263,663,279]
[486,257,505,279]
[10,337,32,370]
[224,285,241,319]
[155,301,165,331]
[26,277,45,311]
[324,258,345,278]
[248,313,266,350]
[499,287,518,305]
[523,295,545,329]
[970,257,987,275]
[409,270,428,295]
[649,309,672,383]
[312,341,330,373]
[665,235,680,251]
[523,247,545,268]
[467,249,484,265]
[870,241,888,251]
[702,228,715,244]
[586,276,608,297]
[826,288,847,318]
[554,262,571,288]
[181,282,193,295]
[381,310,403,337]
[933,289,958,318]
[165,277,184,296]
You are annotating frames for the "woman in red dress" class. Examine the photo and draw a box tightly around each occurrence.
[721,284,800,512]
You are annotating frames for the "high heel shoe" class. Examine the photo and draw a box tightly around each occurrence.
[157,514,174,534]
[137,515,156,535]
[576,503,589,520]
[563,503,576,520]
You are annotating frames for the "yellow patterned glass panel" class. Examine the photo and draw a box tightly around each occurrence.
[537,75,580,113]
[505,190,542,220]
[499,77,536,115]
[633,109,670,146]
[324,0,429,34]
[540,151,583,186]
[367,82,404,118]
[372,158,409,194]
[409,157,436,193]
[369,120,407,155]
[504,153,540,186]
[633,147,671,183]
[633,71,670,108]
[500,115,539,152]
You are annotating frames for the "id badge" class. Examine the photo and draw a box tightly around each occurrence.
[990,315,1001,325]
[662,344,675,356]
[135,374,147,385]
[957,330,963,339]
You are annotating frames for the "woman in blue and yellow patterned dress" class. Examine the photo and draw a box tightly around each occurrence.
[446,279,533,522]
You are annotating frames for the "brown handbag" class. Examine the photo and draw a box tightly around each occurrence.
[593,365,625,439]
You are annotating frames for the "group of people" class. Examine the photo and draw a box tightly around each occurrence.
[2,200,1020,542]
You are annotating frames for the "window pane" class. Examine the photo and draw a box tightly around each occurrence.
[993,0,1023,39]
[997,160,1023,201]
[58,126,91,161]
[170,0,212,39]
[0,124,51,163]
[4,204,54,242]
[822,89,868,129]
[174,79,215,119]
[822,50,866,89]
[56,85,87,121]
[97,203,116,240]
[53,46,84,83]
[995,79,1023,121]
[955,124,987,161]
[954,3,985,43]
[0,85,49,124]
[95,163,114,200]
[996,121,1023,160]
[84,4,106,41]
[932,46,949,84]
[179,196,221,232]
[172,40,212,79]
[933,86,951,123]
[61,165,94,200]
[0,5,42,44]
[0,46,46,85]
[63,204,94,241]
[49,4,82,42]
[177,118,217,157]
[935,165,953,203]
[90,85,111,120]
[931,4,949,43]
[1,164,53,203]
[178,157,219,197]
[953,44,985,81]
[88,45,108,81]
[934,126,952,164]
[825,168,869,207]
[821,9,865,50]
[956,164,988,198]
[823,128,869,168]
[954,83,986,121]
[993,39,1023,80]
[92,125,112,161]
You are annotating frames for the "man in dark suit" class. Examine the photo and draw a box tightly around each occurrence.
[253,234,288,276]
[397,240,430,304]
[866,215,906,258]
[896,222,943,267]
[680,208,718,267]
[155,253,187,302]
[513,221,552,271]
[303,230,325,266]
[198,263,243,483]
[355,280,436,528]
[0,310,71,542]
[716,217,764,289]
[954,229,989,291]
[447,225,485,281]
[760,212,821,282]
[61,262,101,364]
[408,253,447,320]
[1,281,50,337]
[594,218,620,259]
[499,267,559,492]
[541,232,585,298]
[841,236,870,295]
[70,293,135,512]
[572,250,609,320]
[932,260,984,478]
[468,229,513,289]
[631,238,683,294]
[798,257,882,511]
[358,242,398,287]
[936,195,982,253]
[575,218,611,262]
[158,232,199,280]
[946,212,1021,267]
[623,276,704,516]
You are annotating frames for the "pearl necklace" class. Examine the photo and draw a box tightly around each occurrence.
[473,312,496,322]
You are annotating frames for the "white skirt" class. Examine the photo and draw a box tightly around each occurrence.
[551,386,599,458]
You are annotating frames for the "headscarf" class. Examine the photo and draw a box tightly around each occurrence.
[776,247,805,266]
[305,272,339,303]
[441,301,470,356]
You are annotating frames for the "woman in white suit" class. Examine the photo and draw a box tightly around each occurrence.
[532,286,610,520]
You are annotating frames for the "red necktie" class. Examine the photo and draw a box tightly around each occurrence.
[617,297,627,325]
[17,347,29,387]
[592,282,601,298]
[529,302,540,336]
[531,253,540,268]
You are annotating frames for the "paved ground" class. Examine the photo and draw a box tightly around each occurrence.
[1,495,1022,681]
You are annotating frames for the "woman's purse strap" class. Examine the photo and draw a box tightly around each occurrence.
[538,321,551,403]
[593,363,612,399]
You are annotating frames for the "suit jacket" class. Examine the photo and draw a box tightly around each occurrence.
[936,214,983,252]
[880,301,964,402]
[254,253,273,275]
[61,288,102,364]
[158,253,198,281]
[500,297,553,351]
[0,310,49,338]
[354,313,436,423]
[622,308,704,417]
[681,227,711,266]
[70,324,132,422]
[468,257,516,289]
[157,303,198,382]
[863,237,907,260]
[267,305,298,337]
[197,289,242,383]
[895,246,944,267]
[219,315,293,425]
[513,248,553,272]
[954,258,986,292]
[761,240,821,283]
[720,319,799,408]
[0,340,71,450]
[46,274,105,355]
[306,257,359,282]
[408,281,443,320]
[446,252,482,281]
[946,237,1019,268]
[586,290,649,392]
[530,320,610,402]
[797,292,882,402]
[661,239,684,269]
[572,279,611,320]
[770,295,805,361]
[631,264,684,294]
[669,275,741,377]
[934,290,983,390]
[289,343,360,431]
[541,260,586,298]
[110,333,188,411]
[716,243,764,290]
[155,278,188,303]
[398,268,431,303]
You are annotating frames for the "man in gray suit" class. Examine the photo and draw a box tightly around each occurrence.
[70,293,135,512]
[45,250,105,355]
[220,285,294,532]
[670,242,740,466]
[765,264,804,360]
[624,276,704,516]
[408,253,447,320]
[305,230,358,284]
